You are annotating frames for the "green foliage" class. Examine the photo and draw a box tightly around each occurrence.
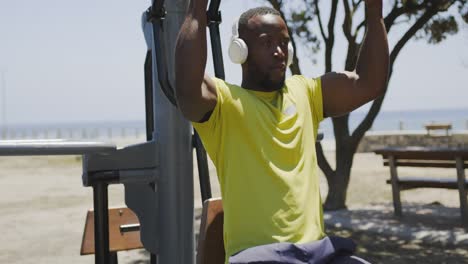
[423,15,458,43]
[288,5,321,63]
[274,0,467,63]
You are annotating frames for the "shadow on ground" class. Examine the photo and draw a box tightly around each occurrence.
[325,202,468,264]
[126,203,468,263]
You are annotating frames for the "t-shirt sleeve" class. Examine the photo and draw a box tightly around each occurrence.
[306,77,324,125]
[191,77,225,164]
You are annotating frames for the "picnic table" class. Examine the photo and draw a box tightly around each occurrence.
[374,146,468,228]
[424,123,452,136]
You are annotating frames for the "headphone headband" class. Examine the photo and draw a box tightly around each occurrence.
[228,17,294,66]
[232,18,240,38]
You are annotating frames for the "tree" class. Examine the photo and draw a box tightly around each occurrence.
[265,0,468,210]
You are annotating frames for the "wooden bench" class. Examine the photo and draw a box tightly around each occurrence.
[197,198,225,264]
[424,123,452,136]
[81,207,143,263]
[374,147,468,227]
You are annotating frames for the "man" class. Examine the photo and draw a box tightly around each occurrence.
[175,0,388,263]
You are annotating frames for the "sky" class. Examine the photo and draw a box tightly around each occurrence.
[0,0,467,126]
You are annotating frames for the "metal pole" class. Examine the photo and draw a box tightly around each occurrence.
[1,70,6,139]
[93,182,110,264]
[194,132,212,202]
[151,0,194,263]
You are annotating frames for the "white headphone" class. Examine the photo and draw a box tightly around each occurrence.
[228,18,294,66]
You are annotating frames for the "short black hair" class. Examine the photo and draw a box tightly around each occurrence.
[238,6,281,31]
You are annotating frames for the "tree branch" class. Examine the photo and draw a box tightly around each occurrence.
[325,0,339,72]
[390,7,438,65]
[316,142,334,176]
[327,0,339,43]
[352,0,363,10]
[314,0,328,42]
[342,0,355,42]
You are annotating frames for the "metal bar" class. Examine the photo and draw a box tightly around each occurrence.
[207,0,221,18]
[193,0,225,204]
[150,254,158,264]
[145,51,155,141]
[110,252,118,264]
[86,168,158,187]
[207,0,225,80]
[93,182,110,264]
[208,23,225,79]
[0,140,116,156]
[193,132,212,202]
[147,2,177,106]
[119,223,140,233]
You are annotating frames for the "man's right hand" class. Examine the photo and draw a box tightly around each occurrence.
[174,0,217,122]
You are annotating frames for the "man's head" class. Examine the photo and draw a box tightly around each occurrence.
[234,7,291,91]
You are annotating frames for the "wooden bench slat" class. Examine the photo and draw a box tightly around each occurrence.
[375,147,468,160]
[382,160,468,168]
[386,177,468,190]
[197,198,225,264]
[424,124,452,130]
[81,207,143,255]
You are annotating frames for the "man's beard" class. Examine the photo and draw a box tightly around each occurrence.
[259,72,286,91]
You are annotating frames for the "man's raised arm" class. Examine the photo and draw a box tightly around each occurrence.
[320,0,389,118]
[175,0,217,122]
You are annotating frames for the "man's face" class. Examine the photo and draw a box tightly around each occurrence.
[241,14,290,91]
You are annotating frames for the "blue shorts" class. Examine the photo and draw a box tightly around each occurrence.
[228,236,371,264]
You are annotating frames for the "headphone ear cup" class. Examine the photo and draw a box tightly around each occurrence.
[229,38,248,64]
[287,42,294,67]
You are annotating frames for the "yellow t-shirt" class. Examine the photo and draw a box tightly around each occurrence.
[193,75,326,262]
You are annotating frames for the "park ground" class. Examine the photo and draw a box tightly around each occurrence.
[0,148,467,263]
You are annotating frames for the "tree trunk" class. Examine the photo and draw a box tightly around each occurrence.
[323,164,351,210]
[322,115,356,210]
[323,142,354,210]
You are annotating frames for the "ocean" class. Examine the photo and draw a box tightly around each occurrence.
[1,108,467,141]
[319,108,468,140]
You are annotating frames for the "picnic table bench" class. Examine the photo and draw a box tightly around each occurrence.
[424,123,452,136]
[374,147,468,228]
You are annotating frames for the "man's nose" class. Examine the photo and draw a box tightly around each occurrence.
[274,45,286,59]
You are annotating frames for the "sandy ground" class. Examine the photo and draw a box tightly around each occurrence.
[0,141,465,263]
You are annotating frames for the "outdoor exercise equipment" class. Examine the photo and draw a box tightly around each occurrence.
[82,0,225,263]
[0,0,225,263]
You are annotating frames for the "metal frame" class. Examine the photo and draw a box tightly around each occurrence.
[0,140,118,264]
[194,0,225,203]
[0,0,226,263]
